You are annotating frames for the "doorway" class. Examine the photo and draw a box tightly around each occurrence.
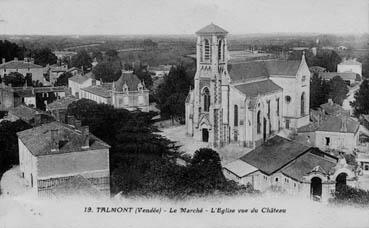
[202,129,209,142]
[335,173,347,192]
[310,177,322,200]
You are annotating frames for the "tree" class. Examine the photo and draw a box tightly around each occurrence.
[54,72,73,86]
[31,48,57,67]
[0,120,31,176]
[0,40,25,62]
[91,50,103,62]
[92,62,121,82]
[351,79,369,116]
[4,72,25,87]
[133,64,153,88]
[156,65,193,121]
[71,50,92,71]
[328,76,349,105]
[359,53,369,79]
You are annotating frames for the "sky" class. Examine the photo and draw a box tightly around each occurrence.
[0,0,367,35]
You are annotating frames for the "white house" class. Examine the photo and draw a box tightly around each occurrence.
[337,58,362,76]
[68,72,101,98]
[0,57,46,84]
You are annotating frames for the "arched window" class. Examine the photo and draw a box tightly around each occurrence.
[218,40,222,60]
[203,87,210,112]
[257,111,261,134]
[234,105,238,126]
[301,92,305,116]
[204,39,210,61]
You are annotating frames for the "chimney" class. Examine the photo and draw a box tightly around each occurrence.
[67,115,75,126]
[30,58,34,64]
[81,126,90,149]
[328,99,333,105]
[50,129,59,152]
[340,116,348,132]
[34,114,41,126]
[14,57,18,61]
[74,119,82,129]
[2,58,5,64]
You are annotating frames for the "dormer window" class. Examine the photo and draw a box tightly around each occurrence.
[123,84,128,93]
[138,83,143,92]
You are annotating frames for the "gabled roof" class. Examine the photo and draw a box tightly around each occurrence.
[240,136,310,175]
[46,96,78,111]
[234,79,282,98]
[68,72,95,84]
[319,72,359,81]
[223,160,258,178]
[228,61,269,82]
[264,60,301,76]
[81,85,111,98]
[8,104,51,122]
[196,23,228,35]
[228,59,302,83]
[281,149,337,181]
[17,121,110,156]
[114,72,142,91]
[0,60,43,69]
[317,115,359,134]
[339,59,361,66]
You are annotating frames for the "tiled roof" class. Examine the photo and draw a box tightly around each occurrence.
[320,101,345,115]
[0,60,43,69]
[319,72,359,81]
[240,136,310,175]
[228,61,269,82]
[317,115,359,134]
[114,72,142,91]
[234,79,282,98]
[81,85,111,98]
[46,96,78,110]
[69,72,95,84]
[281,149,337,181]
[228,60,301,83]
[17,121,110,156]
[8,104,50,122]
[264,60,301,76]
[223,160,258,178]
[196,23,228,35]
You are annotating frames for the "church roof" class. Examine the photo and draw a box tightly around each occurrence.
[240,136,310,175]
[17,121,110,156]
[264,60,301,76]
[114,71,142,91]
[228,60,302,83]
[196,23,228,35]
[281,149,337,181]
[234,79,282,98]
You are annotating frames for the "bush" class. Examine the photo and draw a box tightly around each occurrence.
[330,185,369,206]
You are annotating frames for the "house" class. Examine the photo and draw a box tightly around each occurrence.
[148,65,172,78]
[337,58,362,77]
[0,57,46,84]
[68,72,101,98]
[186,23,310,149]
[223,135,356,201]
[17,121,110,198]
[5,104,54,126]
[298,113,360,153]
[46,96,78,122]
[45,63,69,84]
[319,72,360,86]
[111,71,149,112]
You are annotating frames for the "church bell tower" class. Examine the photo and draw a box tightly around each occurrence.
[193,23,229,147]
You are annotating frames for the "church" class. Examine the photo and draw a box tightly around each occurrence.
[185,23,311,148]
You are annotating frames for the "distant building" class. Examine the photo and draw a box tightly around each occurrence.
[80,83,112,105]
[68,72,101,98]
[319,72,361,86]
[46,96,78,122]
[17,121,110,198]
[53,51,77,61]
[223,135,356,202]
[45,63,69,85]
[148,65,172,78]
[5,104,54,126]
[337,58,362,77]
[0,57,46,84]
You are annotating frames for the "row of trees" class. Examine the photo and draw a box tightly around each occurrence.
[66,99,252,198]
[310,74,349,109]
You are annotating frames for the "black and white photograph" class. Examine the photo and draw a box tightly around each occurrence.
[0,0,368,227]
